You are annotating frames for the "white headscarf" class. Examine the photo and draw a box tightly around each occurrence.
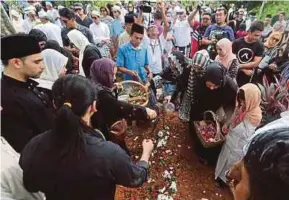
[67,29,90,76]
[38,49,68,90]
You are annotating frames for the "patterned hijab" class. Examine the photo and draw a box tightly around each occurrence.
[179,50,211,121]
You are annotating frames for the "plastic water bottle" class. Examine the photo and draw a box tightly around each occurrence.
[165,102,175,112]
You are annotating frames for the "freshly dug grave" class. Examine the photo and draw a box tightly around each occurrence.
[115,111,233,200]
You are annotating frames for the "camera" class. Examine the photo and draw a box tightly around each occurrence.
[140,1,152,13]
[140,5,152,13]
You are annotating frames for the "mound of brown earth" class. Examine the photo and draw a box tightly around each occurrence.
[115,111,233,200]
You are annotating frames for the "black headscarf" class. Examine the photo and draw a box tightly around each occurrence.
[44,40,62,52]
[204,62,227,86]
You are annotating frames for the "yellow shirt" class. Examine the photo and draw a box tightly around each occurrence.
[118,31,130,47]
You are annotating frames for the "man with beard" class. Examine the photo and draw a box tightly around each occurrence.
[1,34,53,152]
[203,7,235,58]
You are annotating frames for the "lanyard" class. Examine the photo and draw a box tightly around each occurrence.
[150,38,162,55]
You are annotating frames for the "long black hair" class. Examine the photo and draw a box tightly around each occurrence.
[51,75,97,159]
[244,128,289,200]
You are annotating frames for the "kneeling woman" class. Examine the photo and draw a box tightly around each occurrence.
[89,58,157,141]
[20,75,154,200]
[215,83,262,184]
[189,62,238,165]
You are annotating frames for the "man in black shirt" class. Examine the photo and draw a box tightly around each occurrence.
[233,21,264,86]
[73,2,93,28]
[1,35,53,152]
[59,8,94,47]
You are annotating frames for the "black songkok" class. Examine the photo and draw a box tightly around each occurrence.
[131,23,144,35]
[1,34,41,60]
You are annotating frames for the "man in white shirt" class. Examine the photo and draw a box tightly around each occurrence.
[46,1,62,28]
[1,136,44,200]
[89,10,111,58]
[35,11,63,47]
[21,6,38,34]
[245,12,257,31]
[145,2,169,75]
[118,15,135,47]
[172,8,197,55]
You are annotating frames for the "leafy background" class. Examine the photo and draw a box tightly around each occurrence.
[5,1,289,20]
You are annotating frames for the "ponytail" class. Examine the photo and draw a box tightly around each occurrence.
[51,75,97,160]
[53,104,85,159]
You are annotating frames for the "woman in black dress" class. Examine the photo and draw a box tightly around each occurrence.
[20,75,154,200]
[189,62,238,165]
[89,58,157,150]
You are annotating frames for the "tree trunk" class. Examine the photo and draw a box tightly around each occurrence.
[259,0,266,19]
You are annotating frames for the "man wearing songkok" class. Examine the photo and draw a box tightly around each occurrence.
[1,34,53,153]
[117,23,152,83]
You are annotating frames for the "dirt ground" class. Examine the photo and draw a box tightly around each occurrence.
[115,111,233,200]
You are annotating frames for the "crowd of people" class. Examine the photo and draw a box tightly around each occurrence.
[1,0,289,200]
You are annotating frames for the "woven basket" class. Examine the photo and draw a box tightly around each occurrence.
[193,110,225,148]
[118,80,149,107]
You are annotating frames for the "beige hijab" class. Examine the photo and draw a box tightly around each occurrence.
[240,83,262,127]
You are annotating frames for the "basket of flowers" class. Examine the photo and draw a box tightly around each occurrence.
[117,80,149,107]
[193,110,225,148]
